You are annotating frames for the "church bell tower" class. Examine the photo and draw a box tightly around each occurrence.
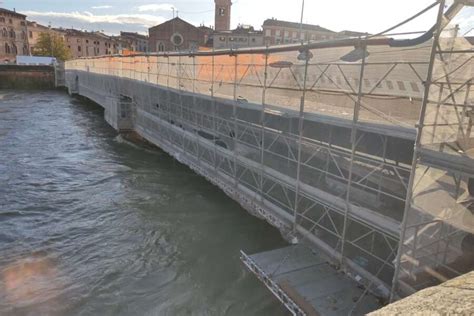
[214,0,232,31]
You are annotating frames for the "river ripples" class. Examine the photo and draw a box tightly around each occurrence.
[0,90,287,316]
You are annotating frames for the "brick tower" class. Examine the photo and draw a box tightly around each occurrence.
[214,0,232,31]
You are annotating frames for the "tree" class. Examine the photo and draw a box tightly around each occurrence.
[33,32,72,61]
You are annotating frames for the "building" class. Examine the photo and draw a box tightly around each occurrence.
[214,0,232,31]
[198,25,214,47]
[149,17,206,52]
[213,25,263,49]
[64,29,121,58]
[337,30,369,38]
[27,21,66,55]
[119,31,149,52]
[262,18,336,46]
[0,8,28,63]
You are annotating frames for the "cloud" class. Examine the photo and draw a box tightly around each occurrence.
[136,4,176,12]
[91,5,113,9]
[22,10,164,28]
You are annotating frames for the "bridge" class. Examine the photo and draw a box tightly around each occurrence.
[62,1,473,314]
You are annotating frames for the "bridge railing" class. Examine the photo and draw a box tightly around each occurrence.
[67,37,431,129]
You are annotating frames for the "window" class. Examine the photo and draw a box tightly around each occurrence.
[21,31,26,40]
[292,31,297,38]
[275,30,281,36]
[86,39,89,43]
[397,81,406,90]
[8,19,12,24]
[23,44,28,55]
[20,21,26,26]
[4,43,10,54]
[251,38,256,42]
[78,45,81,52]
[265,29,271,36]
[9,29,15,39]
[157,42,165,52]
[171,33,183,46]
[77,39,80,43]
[410,82,420,92]
[219,36,225,41]
[284,31,289,38]
[2,28,7,37]
[29,31,32,38]
[229,37,234,41]
[12,44,17,54]
[219,8,225,16]
[0,17,5,23]
[386,80,394,90]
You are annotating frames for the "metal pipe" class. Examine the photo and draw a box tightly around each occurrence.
[260,51,269,203]
[340,40,368,265]
[389,0,446,302]
[292,49,311,236]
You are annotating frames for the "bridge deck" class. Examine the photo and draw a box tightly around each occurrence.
[241,245,382,315]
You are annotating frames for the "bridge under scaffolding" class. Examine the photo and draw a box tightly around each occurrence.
[63,0,473,314]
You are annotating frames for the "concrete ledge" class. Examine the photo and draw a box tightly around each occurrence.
[370,271,474,315]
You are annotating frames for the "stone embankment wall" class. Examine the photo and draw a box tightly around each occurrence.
[0,65,55,89]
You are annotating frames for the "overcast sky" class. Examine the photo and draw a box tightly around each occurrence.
[3,0,473,36]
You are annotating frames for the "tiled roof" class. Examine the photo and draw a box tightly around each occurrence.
[262,19,335,33]
[0,8,27,18]
[120,31,148,40]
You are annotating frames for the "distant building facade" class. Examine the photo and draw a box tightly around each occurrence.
[27,21,66,55]
[149,17,206,52]
[0,8,28,63]
[213,25,263,49]
[64,29,121,58]
[214,0,232,31]
[198,25,214,47]
[262,19,336,45]
[337,30,369,38]
[119,31,148,52]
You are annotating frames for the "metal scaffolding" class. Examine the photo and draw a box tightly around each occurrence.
[64,0,473,309]
[391,0,474,300]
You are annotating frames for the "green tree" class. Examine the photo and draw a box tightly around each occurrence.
[33,32,72,61]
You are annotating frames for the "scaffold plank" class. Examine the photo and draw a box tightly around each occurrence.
[241,245,382,315]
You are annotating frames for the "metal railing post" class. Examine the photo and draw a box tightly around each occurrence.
[232,53,238,187]
[259,51,269,203]
[390,0,446,302]
[293,48,311,236]
[340,40,368,265]
[211,50,218,172]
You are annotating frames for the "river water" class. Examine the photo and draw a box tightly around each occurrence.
[0,90,287,316]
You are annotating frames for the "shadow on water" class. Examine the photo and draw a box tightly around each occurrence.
[0,90,288,316]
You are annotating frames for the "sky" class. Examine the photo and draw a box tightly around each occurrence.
[2,0,473,36]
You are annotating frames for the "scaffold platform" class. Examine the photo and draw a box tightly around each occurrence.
[241,245,382,315]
